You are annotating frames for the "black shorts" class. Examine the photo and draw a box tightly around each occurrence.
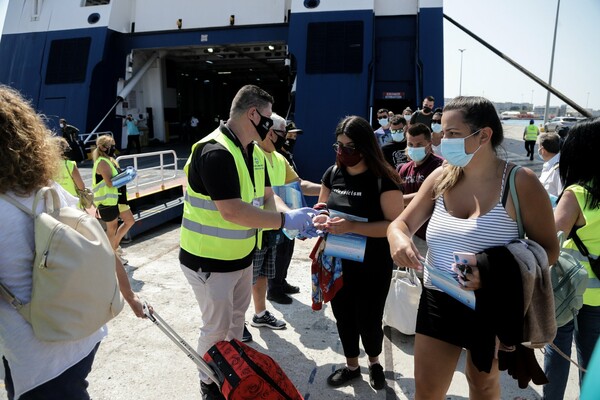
[97,204,119,222]
[415,286,478,349]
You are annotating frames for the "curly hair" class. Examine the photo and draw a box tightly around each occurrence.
[0,85,62,196]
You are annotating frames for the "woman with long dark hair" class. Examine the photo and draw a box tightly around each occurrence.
[313,115,403,390]
[544,117,600,400]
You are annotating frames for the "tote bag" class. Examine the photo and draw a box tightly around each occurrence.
[382,267,422,335]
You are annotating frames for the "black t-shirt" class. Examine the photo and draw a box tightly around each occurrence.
[381,141,409,170]
[322,165,400,268]
[410,111,433,128]
[179,125,270,272]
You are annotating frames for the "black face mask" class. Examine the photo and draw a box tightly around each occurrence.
[283,138,296,153]
[423,106,432,114]
[106,145,116,157]
[251,110,273,141]
[271,133,287,152]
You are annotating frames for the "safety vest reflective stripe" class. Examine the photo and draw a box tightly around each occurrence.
[92,156,119,206]
[184,192,264,210]
[181,217,256,239]
[561,247,600,288]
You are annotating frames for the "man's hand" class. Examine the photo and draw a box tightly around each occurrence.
[283,207,316,232]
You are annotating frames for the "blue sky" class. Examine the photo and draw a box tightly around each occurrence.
[443,0,600,110]
[0,1,597,109]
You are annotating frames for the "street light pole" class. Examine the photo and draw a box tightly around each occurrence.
[459,49,466,96]
[544,0,561,123]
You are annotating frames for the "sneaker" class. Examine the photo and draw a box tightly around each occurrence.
[201,381,225,400]
[326,367,361,387]
[283,283,300,294]
[119,255,129,265]
[267,292,293,305]
[368,363,385,390]
[250,310,286,329]
[242,323,253,342]
[116,246,125,256]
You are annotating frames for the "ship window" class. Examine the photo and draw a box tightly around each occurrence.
[83,0,110,5]
[45,38,91,84]
[305,21,363,74]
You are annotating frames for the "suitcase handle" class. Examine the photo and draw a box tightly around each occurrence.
[143,302,224,387]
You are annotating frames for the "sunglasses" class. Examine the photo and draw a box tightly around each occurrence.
[333,142,357,155]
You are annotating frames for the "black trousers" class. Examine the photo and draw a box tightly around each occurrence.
[3,342,100,400]
[127,135,141,154]
[524,140,536,159]
[268,237,295,295]
[330,259,393,359]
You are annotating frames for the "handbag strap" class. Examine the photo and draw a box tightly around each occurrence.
[571,231,590,258]
[508,166,524,239]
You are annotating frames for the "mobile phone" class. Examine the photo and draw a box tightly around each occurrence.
[453,251,476,266]
[453,251,476,280]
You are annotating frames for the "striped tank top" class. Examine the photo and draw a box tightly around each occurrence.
[424,162,520,289]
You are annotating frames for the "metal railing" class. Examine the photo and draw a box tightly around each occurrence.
[116,150,180,198]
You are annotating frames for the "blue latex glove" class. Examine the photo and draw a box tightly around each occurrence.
[298,225,319,239]
[283,207,315,233]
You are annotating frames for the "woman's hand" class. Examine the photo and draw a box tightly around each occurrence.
[452,264,482,291]
[324,217,353,235]
[388,230,423,271]
[125,293,147,318]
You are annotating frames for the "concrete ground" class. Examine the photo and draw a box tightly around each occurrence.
[0,125,581,399]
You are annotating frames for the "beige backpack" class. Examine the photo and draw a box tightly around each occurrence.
[0,187,124,341]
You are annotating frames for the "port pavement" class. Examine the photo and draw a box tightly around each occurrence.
[1,125,579,399]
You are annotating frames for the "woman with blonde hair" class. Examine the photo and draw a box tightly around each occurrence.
[387,96,559,398]
[0,85,144,399]
[92,134,135,263]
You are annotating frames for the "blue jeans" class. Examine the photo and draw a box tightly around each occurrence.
[3,342,100,400]
[543,305,600,400]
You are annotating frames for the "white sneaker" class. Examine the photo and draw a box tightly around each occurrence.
[116,246,126,256]
[119,255,129,265]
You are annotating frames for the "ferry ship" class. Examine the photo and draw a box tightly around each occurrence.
[0,0,443,182]
[0,1,443,237]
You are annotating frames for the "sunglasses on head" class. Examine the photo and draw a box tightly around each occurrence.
[333,142,357,155]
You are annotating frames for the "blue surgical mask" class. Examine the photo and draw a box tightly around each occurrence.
[378,118,388,127]
[537,149,544,161]
[390,130,404,142]
[407,146,427,162]
[431,123,442,133]
[440,129,482,167]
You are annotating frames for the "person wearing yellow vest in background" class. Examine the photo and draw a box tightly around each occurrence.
[54,136,86,199]
[543,118,600,400]
[523,119,540,161]
[92,134,135,264]
[178,85,317,400]
[245,113,320,340]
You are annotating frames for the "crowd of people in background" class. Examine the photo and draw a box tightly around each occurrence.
[1,80,599,400]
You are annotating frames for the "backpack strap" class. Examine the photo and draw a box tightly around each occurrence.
[0,193,35,216]
[508,166,524,239]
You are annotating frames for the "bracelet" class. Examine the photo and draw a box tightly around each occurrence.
[279,212,286,230]
[318,209,330,216]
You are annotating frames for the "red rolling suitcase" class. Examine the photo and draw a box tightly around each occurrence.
[143,304,303,400]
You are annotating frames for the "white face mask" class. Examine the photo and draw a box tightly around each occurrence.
[431,123,442,133]
[378,118,388,127]
[59,123,65,128]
